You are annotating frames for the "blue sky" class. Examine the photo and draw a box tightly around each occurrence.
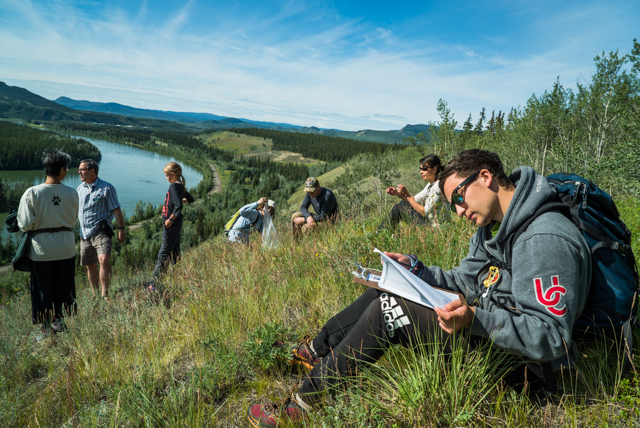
[0,0,638,131]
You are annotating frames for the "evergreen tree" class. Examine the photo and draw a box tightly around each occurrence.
[473,108,486,135]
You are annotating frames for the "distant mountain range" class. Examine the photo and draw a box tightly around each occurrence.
[0,81,433,144]
[54,97,303,130]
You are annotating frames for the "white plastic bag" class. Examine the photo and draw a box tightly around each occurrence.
[262,207,281,249]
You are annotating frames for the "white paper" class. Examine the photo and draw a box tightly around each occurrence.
[374,248,459,308]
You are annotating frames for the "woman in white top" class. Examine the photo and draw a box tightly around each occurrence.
[377,154,449,231]
[18,149,79,335]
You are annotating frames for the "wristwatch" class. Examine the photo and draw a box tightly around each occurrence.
[117,226,125,230]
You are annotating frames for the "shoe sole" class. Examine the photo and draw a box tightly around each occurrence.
[290,351,318,371]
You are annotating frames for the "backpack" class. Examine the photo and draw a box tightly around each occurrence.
[5,207,19,233]
[222,210,259,237]
[223,210,242,237]
[504,173,639,337]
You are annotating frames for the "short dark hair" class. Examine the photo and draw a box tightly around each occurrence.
[419,154,444,177]
[42,148,72,177]
[80,159,99,175]
[438,149,514,195]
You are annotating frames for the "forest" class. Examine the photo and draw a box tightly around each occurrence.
[227,127,402,162]
[0,121,101,170]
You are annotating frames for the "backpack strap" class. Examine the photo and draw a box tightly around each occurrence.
[234,212,261,232]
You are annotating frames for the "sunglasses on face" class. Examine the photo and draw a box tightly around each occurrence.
[419,165,432,171]
[449,172,480,212]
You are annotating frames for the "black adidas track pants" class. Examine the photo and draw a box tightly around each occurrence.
[299,287,446,398]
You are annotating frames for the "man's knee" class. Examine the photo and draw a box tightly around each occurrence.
[98,254,111,268]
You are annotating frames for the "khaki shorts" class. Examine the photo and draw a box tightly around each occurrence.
[80,231,113,265]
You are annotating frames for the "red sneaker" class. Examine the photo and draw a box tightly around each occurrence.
[290,335,322,370]
[247,396,307,428]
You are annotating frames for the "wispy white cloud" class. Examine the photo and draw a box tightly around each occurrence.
[0,0,637,130]
[161,0,195,38]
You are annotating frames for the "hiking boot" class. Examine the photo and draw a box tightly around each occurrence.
[247,394,308,428]
[290,335,322,370]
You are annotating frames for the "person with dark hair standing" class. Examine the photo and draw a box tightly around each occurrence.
[247,149,591,427]
[17,149,79,336]
[148,161,194,292]
[377,154,449,232]
[77,158,126,299]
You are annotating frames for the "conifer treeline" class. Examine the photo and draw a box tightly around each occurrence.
[154,132,309,181]
[227,127,401,162]
[0,122,101,170]
[52,122,155,145]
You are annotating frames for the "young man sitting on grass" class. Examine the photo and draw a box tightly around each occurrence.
[247,149,592,428]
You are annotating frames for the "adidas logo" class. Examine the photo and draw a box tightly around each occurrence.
[380,293,411,338]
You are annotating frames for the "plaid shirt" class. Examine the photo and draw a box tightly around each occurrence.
[77,177,121,239]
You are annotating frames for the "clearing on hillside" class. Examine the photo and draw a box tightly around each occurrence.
[199,131,324,165]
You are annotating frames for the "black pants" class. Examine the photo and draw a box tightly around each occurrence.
[299,288,547,399]
[152,218,183,283]
[377,200,427,231]
[30,256,76,324]
[300,288,447,398]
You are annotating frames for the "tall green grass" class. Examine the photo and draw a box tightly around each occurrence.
[0,198,638,427]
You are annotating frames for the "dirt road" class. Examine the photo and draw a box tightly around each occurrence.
[208,163,222,195]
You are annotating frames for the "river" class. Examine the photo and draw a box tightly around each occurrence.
[1,135,203,237]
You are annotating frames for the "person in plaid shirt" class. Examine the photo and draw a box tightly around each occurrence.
[77,159,126,299]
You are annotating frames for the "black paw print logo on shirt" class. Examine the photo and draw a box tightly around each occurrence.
[52,195,61,205]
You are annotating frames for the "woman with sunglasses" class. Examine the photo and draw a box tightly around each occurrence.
[377,154,449,232]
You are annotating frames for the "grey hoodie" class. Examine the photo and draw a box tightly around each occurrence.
[421,167,591,362]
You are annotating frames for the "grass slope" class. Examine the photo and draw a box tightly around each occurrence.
[1,197,639,427]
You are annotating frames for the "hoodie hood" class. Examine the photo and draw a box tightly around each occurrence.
[484,166,556,254]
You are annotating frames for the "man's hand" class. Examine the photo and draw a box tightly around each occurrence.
[257,197,268,206]
[306,216,316,228]
[433,299,475,334]
[117,229,126,243]
[164,218,173,229]
[383,252,412,270]
[293,216,306,225]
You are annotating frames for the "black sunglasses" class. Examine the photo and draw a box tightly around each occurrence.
[419,165,432,171]
[449,172,480,212]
